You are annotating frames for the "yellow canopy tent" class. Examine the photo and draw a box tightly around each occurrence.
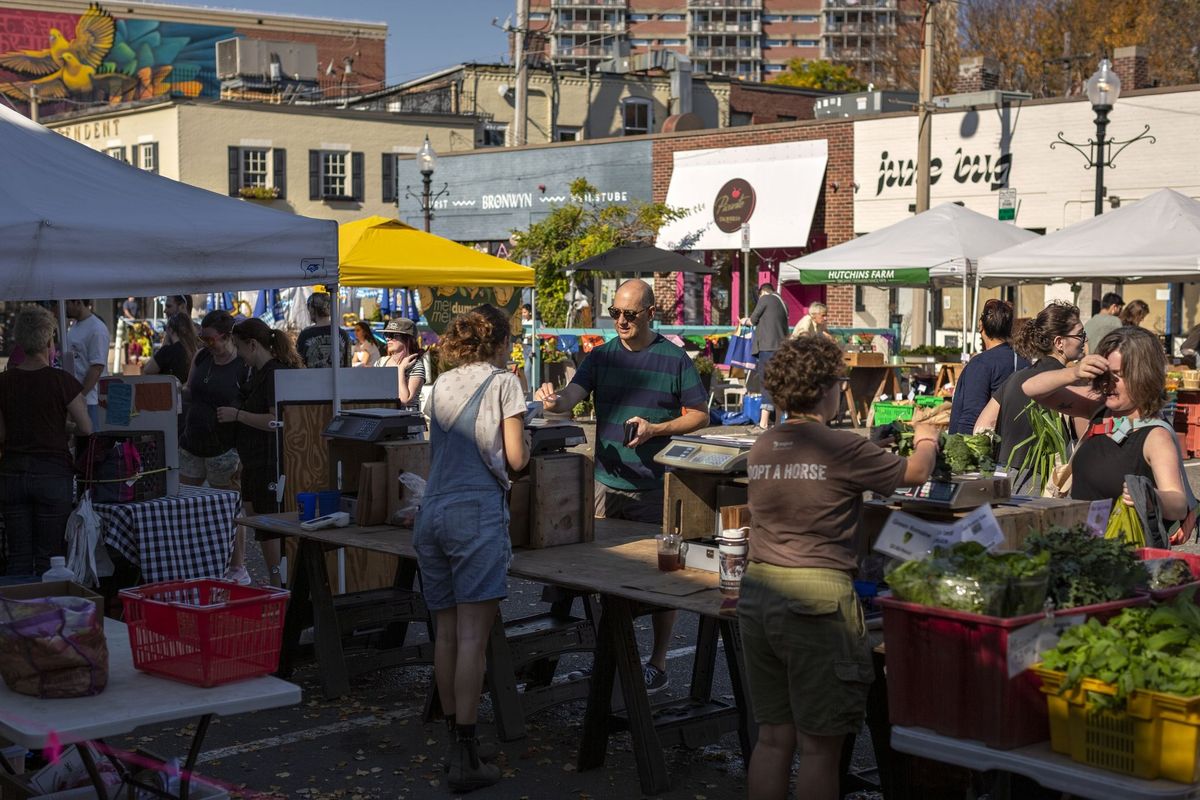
[337,216,534,288]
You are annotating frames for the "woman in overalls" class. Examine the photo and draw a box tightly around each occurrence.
[415,304,529,792]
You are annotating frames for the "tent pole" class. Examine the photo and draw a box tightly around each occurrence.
[530,288,539,401]
[331,284,342,415]
[58,301,71,375]
[970,270,983,357]
[962,270,969,359]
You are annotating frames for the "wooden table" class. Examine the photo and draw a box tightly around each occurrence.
[933,362,964,395]
[843,365,904,427]
[507,531,754,796]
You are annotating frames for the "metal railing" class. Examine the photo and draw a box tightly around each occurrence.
[552,0,626,7]
[689,0,760,8]
[691,45,761,58]
[691,20,760,32]
[556,20,621,31]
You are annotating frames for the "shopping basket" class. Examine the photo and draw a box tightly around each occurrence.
[120,579,289,687]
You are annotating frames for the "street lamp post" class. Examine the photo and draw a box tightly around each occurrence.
[1052,57,1154,217]
[405,135,448,232]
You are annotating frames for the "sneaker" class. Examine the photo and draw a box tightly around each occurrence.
[447,739,501,793]
[222,565,251,586]
[643,663,670,695]
[748,425,767,435]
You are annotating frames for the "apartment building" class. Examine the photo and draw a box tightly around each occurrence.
[528,0,920,84]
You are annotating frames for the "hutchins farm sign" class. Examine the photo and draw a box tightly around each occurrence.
[874,148,1013,196]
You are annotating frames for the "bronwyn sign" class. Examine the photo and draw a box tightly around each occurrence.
[712,178,756,233]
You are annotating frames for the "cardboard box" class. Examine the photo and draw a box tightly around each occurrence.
[0,581,104,619]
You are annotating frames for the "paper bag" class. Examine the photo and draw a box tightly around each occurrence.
[357,461,388,526]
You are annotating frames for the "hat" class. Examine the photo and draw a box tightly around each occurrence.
[383,318,416,336]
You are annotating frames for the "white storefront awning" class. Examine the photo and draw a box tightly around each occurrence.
[656,140,828,251]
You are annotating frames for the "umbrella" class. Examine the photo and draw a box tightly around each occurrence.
[568,243,716,274]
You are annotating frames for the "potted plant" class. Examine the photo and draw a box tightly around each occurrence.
[693,355,716,394]
[238,185,280,201]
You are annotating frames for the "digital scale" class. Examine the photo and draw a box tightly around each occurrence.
[527,420,587,455]
[324,408,426,443]
[653,434,755,474]
[890,474,1012,511]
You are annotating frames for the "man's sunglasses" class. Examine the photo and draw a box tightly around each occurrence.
[608,306,651,322]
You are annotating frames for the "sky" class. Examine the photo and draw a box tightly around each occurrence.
[168,0,517,84]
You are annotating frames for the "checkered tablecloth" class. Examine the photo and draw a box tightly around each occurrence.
[94,485,240,583]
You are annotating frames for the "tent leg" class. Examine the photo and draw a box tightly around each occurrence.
[530,287,539,400]
[972,273,983,355]
[58,301,72,375]
[331,284,342,416]
[962,271,969,359]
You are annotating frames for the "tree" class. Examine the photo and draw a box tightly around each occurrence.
[771,59,867,91]
[508,178,686,327]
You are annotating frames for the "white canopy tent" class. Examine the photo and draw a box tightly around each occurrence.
[976,188,1200,286]
[0,104,338,300]
[778,202,1039,350]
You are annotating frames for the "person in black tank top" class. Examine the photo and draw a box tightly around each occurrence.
[1022,326,1190,539]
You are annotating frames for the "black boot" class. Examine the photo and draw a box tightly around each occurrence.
[448,728,500,793]
[442,718,498,774]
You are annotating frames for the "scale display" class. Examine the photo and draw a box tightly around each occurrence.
[891,475,1011,510]
[323,409,424,443]
[654,435,752,474]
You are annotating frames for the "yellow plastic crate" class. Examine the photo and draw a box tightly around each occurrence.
[1034,666,1200,783]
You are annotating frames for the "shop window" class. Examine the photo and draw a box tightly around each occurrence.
[622,98,651,136]
[481,122,508,148]
[229,146,287,199]
[133,142,158,174]
[662,14,683,21]
[855,286,866,312]
[308,150,362,201]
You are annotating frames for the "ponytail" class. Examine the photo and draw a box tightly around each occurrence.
[1012,301,1079,360]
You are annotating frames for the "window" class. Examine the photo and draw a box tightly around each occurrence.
[241,148,268,188]
[763,14,787,22]
[631,38,651,46]
[797,39,819,47]
[308,150,362,201]
[229,146,286,198]
[661,39,685,45]
[766,39,789,46]
[529,12,548,21]
[133,142,158,174]
[662,13,683,21]
[730,111,753,126]
[629,13,649,21]
[797,14,818,23]
[622,99,651,136]
[556,126,581,142]
[104,146,127,162]
[855,285,866,312]
[481,122,507,148]
[765,64,784,73]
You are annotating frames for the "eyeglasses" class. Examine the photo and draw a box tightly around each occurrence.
[1062,331,1088,343]
[608,306,651,323]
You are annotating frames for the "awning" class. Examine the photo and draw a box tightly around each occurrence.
[797,267,929,285]
[655,140,828,251]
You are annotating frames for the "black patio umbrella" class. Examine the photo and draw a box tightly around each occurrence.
[568,243,716,274]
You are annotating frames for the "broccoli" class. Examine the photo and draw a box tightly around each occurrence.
[964,432,997,459]
[942,435,976,474]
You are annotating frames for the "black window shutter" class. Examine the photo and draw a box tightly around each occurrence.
[381,153,395,204]
[351,151,364,201]
[309,150,320,200]
[228,146,240,195]
[147,142,159,174]
[273,148,287,199]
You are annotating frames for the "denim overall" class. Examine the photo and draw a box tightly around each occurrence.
[414,369,512,611]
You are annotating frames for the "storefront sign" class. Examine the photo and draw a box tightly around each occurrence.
[402,139,652,243]
[713,179,756,232]
[418,286,522,335]
[873,148,1013,196]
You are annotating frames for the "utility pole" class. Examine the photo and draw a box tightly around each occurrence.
[513,0,529,147]
[912,0,936,344]
[28,85,38,123]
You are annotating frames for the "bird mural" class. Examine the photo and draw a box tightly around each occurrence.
[0,3,114,76]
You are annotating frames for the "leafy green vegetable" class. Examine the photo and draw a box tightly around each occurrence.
[886,542,1050,616]
[1041,592,1200,706]
[1144,558,1195,590]
[1008,400,1068,494]
[1024,525,1148,608]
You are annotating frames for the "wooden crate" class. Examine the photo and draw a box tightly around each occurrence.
[844,351,885,367]
[382,440,431,521]
[509,452,594,549]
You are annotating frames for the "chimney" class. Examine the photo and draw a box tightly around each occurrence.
[954,56,1000,94]
[1112,45,1151,90]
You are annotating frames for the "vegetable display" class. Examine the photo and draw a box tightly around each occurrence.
[1144,558,1195,590]
[895,429,998,477]
[1024,525,1148,608]
[1041,595,1200,706]
[1008,400,1068,493]
[887,541,1050,616]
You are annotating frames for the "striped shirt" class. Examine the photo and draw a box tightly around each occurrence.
[570,334,708,491]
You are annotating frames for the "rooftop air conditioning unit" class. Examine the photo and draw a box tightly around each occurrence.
[216,38,319,81]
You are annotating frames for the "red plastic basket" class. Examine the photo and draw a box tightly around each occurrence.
[1135,548,1200,602]
[120,579,290,687]
[880,595,1147,749]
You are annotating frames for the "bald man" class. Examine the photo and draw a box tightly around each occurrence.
[537,279,709,693]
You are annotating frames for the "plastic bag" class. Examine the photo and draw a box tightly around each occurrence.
[0,596,108,698]
[1143,558,1195,590]
[389,472,428,528]
[65,491,114,588]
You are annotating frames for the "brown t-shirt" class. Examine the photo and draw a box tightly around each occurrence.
[747,421,905,572]
[0,365,84,472]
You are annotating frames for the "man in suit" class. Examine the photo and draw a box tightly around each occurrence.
[741,282,790,432]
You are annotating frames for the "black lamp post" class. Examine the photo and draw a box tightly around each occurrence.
[1052,57,1153,217]
[405,135,448,232]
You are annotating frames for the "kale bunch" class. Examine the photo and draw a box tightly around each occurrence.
[1024,525,1148,608]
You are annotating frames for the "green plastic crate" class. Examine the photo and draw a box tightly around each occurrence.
[873,402,915,426]
[916,396,947,408]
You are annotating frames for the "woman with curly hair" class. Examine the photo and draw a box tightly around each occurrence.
[973,301,1085,493]
[741,335,938,800]
[414,304,529,792]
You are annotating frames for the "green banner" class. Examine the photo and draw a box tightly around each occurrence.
[799,268,930,285]
[418,286,524,335]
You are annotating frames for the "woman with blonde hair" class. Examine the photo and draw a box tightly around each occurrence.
[0,305,93,577]
[415,304,529,792]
